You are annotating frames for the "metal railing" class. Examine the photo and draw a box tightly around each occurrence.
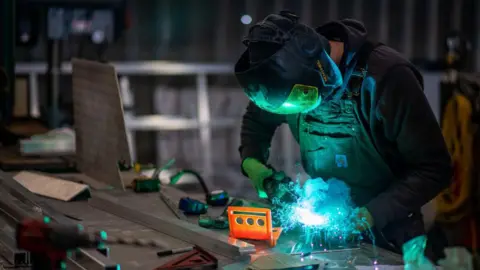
[15,61,246,180]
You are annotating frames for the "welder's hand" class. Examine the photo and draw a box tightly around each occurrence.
[345,207,375,242]
[242,158,273,199]
[351,207,375,232]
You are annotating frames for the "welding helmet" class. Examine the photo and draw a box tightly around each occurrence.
[235,11,342,114]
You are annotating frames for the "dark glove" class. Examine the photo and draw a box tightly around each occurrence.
[263,171,298,203]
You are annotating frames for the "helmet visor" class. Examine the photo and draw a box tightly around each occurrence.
[235,40,341,114]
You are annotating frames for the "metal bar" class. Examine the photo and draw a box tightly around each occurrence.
[28,73,40,118]
[0,191,35,222]
[16,62,233,75]
[88,192,256,259]
[196,73,213,182]
[159,190,188,221]
[426,0,439,60]
[0,227,30,267]
[124,115,237,131]
[119,76,136,161]
[402,0,414,59]
[70,248,118,270]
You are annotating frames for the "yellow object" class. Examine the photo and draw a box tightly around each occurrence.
[227,206,282,247]
[133,163,142,173]
[436,93,474,223]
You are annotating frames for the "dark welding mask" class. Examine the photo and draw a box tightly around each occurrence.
[235,11,343,114]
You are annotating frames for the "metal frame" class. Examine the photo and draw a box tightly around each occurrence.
[89,191,256,259]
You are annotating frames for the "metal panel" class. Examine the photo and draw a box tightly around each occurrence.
[72,59,130,189]
[197,73,213,181]
[89,192,256,259]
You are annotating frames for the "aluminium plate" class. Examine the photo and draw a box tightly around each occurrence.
[89,191,256,259]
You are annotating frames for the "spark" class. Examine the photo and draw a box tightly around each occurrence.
[294,207,328,226]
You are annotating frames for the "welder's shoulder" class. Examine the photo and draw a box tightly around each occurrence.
[366,45,423,88]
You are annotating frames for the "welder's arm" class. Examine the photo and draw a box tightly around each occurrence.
[239,101,286,165]
[365,66,453,231]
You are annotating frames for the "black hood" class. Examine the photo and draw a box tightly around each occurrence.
[316,19,368,54]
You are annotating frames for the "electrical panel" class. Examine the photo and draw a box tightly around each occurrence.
[16,0,127,46]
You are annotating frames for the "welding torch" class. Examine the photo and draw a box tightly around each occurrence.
[263,169,299,203]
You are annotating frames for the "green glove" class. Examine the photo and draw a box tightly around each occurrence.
[242,158,273,199]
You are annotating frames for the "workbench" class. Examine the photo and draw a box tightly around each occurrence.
[0,172,405,270]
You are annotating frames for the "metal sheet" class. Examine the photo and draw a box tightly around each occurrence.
[89,192,256,259]
[72,59,130,190]
[13,171,90,202]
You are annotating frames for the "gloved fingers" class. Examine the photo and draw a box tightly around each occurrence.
[252,176,269,199]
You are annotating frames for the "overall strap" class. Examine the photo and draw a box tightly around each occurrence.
[348,41,383,96]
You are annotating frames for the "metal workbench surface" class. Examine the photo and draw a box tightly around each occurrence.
[0,181,404,270]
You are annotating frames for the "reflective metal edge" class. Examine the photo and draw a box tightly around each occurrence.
[89,191,256,259]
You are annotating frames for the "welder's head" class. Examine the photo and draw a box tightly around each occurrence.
[235,11,342,115]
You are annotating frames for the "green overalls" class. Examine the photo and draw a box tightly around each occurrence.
[286,42,426,253]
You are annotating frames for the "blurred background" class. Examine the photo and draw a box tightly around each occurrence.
[0,0,479,252]
[7,0,479,170]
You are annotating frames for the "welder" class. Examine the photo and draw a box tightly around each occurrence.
[235,11,452,254]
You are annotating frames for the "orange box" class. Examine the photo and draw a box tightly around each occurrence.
[227,206,282,247]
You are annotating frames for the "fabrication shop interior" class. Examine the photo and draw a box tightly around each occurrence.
[0,0,479,269]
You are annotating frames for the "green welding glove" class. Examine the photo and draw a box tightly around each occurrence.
[242,158,274,199]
